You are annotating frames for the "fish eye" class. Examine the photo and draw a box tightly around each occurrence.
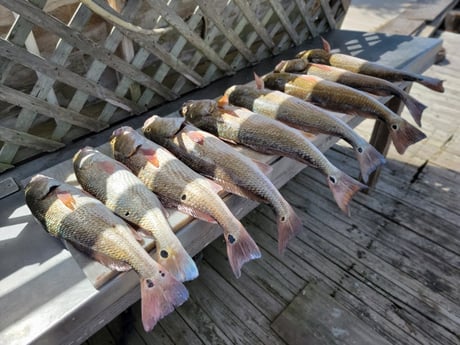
[391,124,399,130]
[181,194,187,201]
[357,147,363,153]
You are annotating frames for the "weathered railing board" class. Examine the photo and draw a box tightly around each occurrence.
[0,125,64,152]
[52,0,143,140]
[0,84,107,132]
[0,0,347,171]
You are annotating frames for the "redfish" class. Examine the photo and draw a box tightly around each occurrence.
[296,41,444,93]
[274,59,427,126]
[73,146,198,282]
[261,72,427,155]
[180,99,367,216]
[110,126,261,278]
[224,81,386,182]
[142,115,303,254]
[25,174,188,332]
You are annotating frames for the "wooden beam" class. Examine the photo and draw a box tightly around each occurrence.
[0,125,64,152]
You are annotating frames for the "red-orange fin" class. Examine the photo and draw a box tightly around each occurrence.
[218,94,229,107]
[187,131,205,145]
[140,148,160,168]
[389,120,427,155]
[321,36,331,52]
[140,268,189,331]
[254,72,264,89]
[56,191,77,210]
[328,171,367,216]
[225,224,261,278]
[355,143,386,184]
[99,160,117,174]
[277,203,303,255]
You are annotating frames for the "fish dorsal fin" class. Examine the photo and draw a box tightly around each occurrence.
[67,240,132,272]
[254,72,265,89]
[218,94,229,107]
[252,159,273,176]
[56,190,77,210]
[140,148,160,168]
[321,36,331,52]
[186,131,205,145]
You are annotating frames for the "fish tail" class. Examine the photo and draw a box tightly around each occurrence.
[402,93,427,127]
[389,119,427,155]
[277,203,303,255]
[328,171,367,216]
[153,239,199,282]
[419,75,444,93]
[355,143,386,184]
[140,271,189,331]
[225,224,261,278]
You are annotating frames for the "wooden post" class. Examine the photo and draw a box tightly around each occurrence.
[365,84,412,191]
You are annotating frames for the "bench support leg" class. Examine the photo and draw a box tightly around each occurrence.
[365,84,412,192]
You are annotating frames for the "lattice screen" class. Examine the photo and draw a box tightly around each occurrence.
[0,0,349,172]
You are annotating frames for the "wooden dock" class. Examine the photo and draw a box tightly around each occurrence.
[84,30,460,345]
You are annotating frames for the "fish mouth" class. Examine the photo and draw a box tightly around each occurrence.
[274,60,287,72]
[180,100,216,119]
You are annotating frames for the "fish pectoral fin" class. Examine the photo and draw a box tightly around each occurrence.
[128,225,145,243]
[251,159,273,176]
[186,131,205,145]
[67,241,132,272]
[56,190,77,210]
[218,94,229,107]
[140,148,160,168]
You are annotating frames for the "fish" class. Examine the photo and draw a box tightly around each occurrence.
[274,59,427,127]
[261,72,427,155]
[142,115,303,254]
[225,80,386,183]
[73,146,199,282]
[24,174,188,332]
[180,99,367,216]
[110,126,261,278]
[295,38,444,93]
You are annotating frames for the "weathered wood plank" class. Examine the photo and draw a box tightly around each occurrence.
[266,0,300,45]
[0,38,143,114]
[194,0,255,63]
[0,125,65,152]
[0,84,107,132]
[233,0,276,51]
[271,282,393,345]
[131,302,176,345]
[0,0,177,101]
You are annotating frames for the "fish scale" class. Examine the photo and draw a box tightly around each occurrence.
[110,126,261,278]
[24,174,189,332]
[73,147,199,283]
[142,115,303,254]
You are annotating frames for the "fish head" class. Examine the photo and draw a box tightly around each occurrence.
[142,115,185,141]
[274,59,309,73]
[72,146,101,171]
[262,73,290,91]
[25,174,61,202]
[295,49,330,64]
[110,126,144,160]
[180,99,219,132]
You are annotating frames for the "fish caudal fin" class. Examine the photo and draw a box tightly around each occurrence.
[403,93,427,127]
[328,171,367,216]
[153,240,199,282]
[225,224,261,278]
[140,271,189,332]
[390,120,427,155]
[277,203,303,255]
[355,143,386,184]
[419,75,444,93]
